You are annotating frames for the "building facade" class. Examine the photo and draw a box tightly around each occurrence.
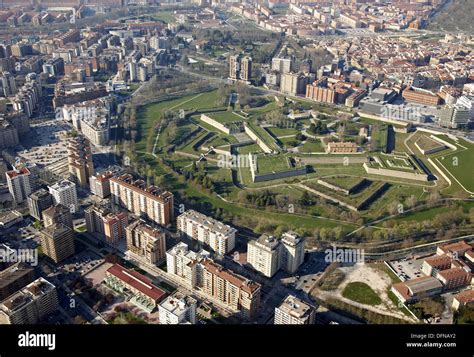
[177,210,237,255]
[110,173,174,226]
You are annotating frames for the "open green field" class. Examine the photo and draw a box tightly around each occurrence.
[322,176,365,191]
[382,200,474,224]
[342,282,382,306]
[256,155,291,174]
[299,139,325,153]
[433,138,474,193]
[207,111,245,124]
[266,126,300,137]
[136,91,219,152]
[151,11,176,23]
[247,121,280,152]
[238,144,262,155]
[305,180,388,211]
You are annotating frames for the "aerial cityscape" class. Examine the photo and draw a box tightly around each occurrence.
[0,0,472,353]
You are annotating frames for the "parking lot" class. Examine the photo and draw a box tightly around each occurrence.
[61,250,104,276]
[388,258,424,281]
[18,120,71,167]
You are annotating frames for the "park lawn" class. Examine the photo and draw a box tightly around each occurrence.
[208,111,245,124]
[342,282,382,306]
[322,175,365,190]
[257,155,291,173]
[183,183,353,231]
[247,121,280,151]
[174,90,220,111]
[381,201,474,225]
[266,126,300,137]
[393,132,411,152]
[435,138,474,193]
[368,184,425,219]
[278,136,300,148]
[359,117,407,129]
[179,130,209,154]
[136,94,205,152]
[299,139,325,153]
[206,135,232,148]
[152,11,176,23]
[238,144,262,155]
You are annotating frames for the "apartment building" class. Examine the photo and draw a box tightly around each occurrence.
[0,119,19,149]
[90,166,123,198]
[85,203,128,245]
[0,278,58,324]
[42,204,73,229]
[272,57,293,74]
[452,290,474,311]
[40,224,75,264]
[437,268,471,291]
[48,180,78,212]
[27,188,53,220]
[56,29,81,47]
[247,231,305,277]
[421,255,452,277]
[5,167,31,204]
[437,241,472,258]
[201,259,261,319]
[439,104,470,129]
[67,135,94,188]
[274,295,316,325]
[229,54,252,83]
[247,235,281,278]
[281,72,307,96]
[158,291,197,325]
[0,263,35,301]
[280,232,305,274]
[166,242,210,287]
[126,219,167,264]
[177,210,237,255]
[110,173,174,226]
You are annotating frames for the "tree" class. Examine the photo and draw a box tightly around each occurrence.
[405,195,417,209]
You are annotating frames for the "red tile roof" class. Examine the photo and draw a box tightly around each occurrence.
[106,264,165,301]
[454,290,474,304]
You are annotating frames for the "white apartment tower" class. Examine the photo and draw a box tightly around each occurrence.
[247,231,305,277]
[5,167,31,204]
[158,291,197,325]
[48,180,78,212]
[177,210,237,255]
[247,235,281,278]
[166,242,210,287]
[274,295,316,325]
[280,231,305,274]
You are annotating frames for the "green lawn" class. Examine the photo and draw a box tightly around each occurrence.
[266,126,300,137]
[207,111,245,124]
[247,121,280,152]
[151,12,176,23]
[136,93,209,152]
[299,139,324,153]
[342,282,382,306]
[238,144,262,155]
[434,138,474,193]
[257,155,291,174]
[322,176,365,190]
